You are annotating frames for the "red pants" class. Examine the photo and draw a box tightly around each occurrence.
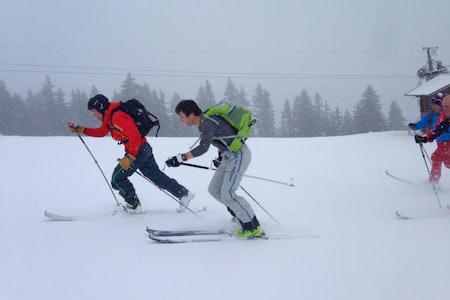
[430,141,450,183]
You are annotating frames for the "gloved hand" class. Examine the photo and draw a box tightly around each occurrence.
[212,155,222,168]
[166,154,186,167]
[408,123,416,130]
[118,154,136,170]
[415,135,428,144]
[68,123,85,134]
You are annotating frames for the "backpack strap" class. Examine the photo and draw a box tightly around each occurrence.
[201,115,239,150]
[148,111,161,137]
[108,105,130,144]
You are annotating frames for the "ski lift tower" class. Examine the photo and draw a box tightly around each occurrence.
[405,46,450,116]
[416,46,448,81]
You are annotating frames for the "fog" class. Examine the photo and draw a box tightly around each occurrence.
[1,0,449,121]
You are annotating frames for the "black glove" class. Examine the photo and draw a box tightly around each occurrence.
[212,155,222,168]
[415,135,428,144]
[166,154,186,167]
[408,123,416,130]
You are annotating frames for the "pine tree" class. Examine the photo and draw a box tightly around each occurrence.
[115,73,141,100]
[167,92,197,137]
[68,89,95,128]
[53,88,69,135]
[28,76,68,136]
[167,92,182,136]
[196,86,207,110]
[279,99,293,137]
[196,80,216,110]
[251,84,275,137]
[353,85,386,133]
[135,83,167,136]
[12,93,30,136]
[341,109,354,135]
[328,107,343,136]
[154,89,170,137]
[237,86,250,106]
[313,92,329,136]
[26,83,45,135]
[322,101,332,136]
[387,101,407,131]
[0,80,15,135]
[89,86,100,98]
[292,90,319,137]
[204,80,216,107]
[223,78,238,103]
[0,81,29,135]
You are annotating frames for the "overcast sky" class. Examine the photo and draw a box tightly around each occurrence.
[1,0,449,120]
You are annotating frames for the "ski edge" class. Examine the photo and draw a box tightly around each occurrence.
[146,227,230,237]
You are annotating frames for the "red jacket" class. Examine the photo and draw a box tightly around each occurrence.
[84,102,146,157]
[426,113,450,143]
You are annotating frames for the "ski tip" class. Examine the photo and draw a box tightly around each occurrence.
[289,178,295,187]
[395,211,411,220]
[44,210,77,221]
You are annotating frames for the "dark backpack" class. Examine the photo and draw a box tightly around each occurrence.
[112,99,160,137]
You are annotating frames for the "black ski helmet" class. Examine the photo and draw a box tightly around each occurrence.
[88,94,110,115]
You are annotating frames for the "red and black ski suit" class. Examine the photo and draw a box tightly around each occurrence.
[84,102,189,204]
[425,113,450,183]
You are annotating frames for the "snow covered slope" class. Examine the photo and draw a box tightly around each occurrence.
[1,132,449,300]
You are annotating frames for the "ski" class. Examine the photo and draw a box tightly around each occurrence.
[147,227,232,243]
[395,205,450,220]
[45,207,207,221]
[146,227,318,244]
[44,210,140,221]
[44,210,85,221]
[385,170,418,186]
[385,169,442,190]
[149,232,234,243]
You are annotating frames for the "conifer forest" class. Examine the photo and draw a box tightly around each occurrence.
[0,73,407,137]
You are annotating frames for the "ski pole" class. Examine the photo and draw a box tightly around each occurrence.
[134,170,201,218]
[412,128,432,165]
[418,142,442,208]
[239,184,281,225]
[75,131,120,206]
[180,162,295,187]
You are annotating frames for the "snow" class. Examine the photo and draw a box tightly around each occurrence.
[404,74,450,96]
[1,132,450,300]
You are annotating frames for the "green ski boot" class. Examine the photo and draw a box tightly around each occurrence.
[235,226,263,239]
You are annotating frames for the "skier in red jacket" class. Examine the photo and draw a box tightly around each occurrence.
[68,94,194,214]
[415,95,450,186]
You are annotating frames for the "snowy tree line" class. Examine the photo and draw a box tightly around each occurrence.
[0,73,407,137]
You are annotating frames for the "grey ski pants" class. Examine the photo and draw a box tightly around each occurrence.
[207,144,255,223]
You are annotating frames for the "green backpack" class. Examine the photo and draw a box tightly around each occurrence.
[203,100,256,152]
